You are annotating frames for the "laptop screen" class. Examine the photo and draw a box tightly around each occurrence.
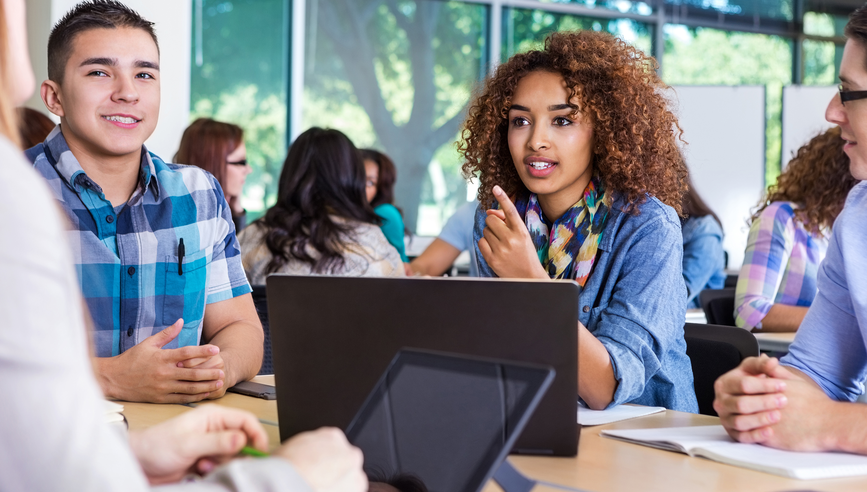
[346,349,554,492]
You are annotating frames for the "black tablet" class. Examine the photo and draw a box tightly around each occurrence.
[346,349,554,492]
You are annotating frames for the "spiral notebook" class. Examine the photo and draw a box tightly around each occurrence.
[602,425,867,480]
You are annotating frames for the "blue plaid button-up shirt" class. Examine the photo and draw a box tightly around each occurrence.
[31,127,252,357]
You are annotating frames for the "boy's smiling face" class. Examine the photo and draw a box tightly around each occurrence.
[45,26,160,163]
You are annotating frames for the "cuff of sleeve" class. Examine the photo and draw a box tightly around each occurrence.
[202,457,313,492]
[601,338,654,409]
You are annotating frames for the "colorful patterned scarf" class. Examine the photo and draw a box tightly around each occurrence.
[512,175,611,286]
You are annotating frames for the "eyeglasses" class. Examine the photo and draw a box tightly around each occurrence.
[227,159,248,167]
[838,84,867,106]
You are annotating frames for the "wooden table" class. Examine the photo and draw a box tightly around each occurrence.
[754,332,796,353]
[123,376,867,492]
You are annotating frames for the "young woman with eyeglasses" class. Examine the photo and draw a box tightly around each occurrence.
[176,117,253,231]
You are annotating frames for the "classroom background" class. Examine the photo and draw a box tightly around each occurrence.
[23,0,855,268]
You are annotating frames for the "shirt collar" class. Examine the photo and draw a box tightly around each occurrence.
[43,125,161,199]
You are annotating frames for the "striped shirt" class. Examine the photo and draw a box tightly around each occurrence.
[30,127,251,357]
[734,201,828,330]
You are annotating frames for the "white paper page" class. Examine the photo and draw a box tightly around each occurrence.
[601,425,733,453]
[578,403,665,426]
[697,441,867,480]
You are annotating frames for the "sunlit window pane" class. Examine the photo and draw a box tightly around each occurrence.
[663,25,792,184]
[302,0,486,235]
[503,8,653,60]
[190,0,289,219]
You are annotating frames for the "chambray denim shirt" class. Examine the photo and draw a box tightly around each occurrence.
[681,215,726,309]
[474,194,698,413]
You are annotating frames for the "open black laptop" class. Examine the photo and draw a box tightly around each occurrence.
[267,275,579,456]
[348,349,554,492]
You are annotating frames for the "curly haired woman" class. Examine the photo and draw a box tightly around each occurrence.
[735,126,857,333]
[460,31,696,412]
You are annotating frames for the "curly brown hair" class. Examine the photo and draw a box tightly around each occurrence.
[459,31,687,215]
[752,126,856,236]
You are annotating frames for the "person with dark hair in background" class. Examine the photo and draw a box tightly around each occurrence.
[176,117,252,231]
[239,128,404,283]
[734,126,857,332]
[716,4,867,453]
[681,174,726,309]
[460,30,696,412]
[28,0,263,404]
[361,148,409,264]
[17,107,54,148]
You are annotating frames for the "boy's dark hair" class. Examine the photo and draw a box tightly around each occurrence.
[48,0,158,84]
[846,4,867,46]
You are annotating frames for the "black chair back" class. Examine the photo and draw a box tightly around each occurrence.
[699,287,736,326]
[251,285,273,375]
[684,322,759,416]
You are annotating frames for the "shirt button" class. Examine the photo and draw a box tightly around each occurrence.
[106,215,114,223]
[583,306,590,313]
[128,266,136,275]
[127,326,134,337]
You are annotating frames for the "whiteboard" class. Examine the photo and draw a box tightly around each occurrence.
[668,86,767,270]
[781,85,837,168]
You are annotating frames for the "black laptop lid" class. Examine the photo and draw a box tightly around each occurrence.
[347,349,554,492]
[267,276,579,456]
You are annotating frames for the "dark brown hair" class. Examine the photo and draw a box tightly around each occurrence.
[258,127,379,274]
[175,118,243,189]
[459,30,687,215]
[845,4,867,46]
[682,175,722,231]
[17,108,55,149]
[751,126,856,236]
[360,148,397,208]
[48,0,158,84]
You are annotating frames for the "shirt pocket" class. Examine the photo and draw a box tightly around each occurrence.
[162,248,209,338]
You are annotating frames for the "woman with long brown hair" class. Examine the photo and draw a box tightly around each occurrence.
[735,126,858,332]
[460,31,695,411]
[176,117,252,231]
[681,174,726,309]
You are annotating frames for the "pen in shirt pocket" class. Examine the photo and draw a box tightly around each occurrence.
[178,238,185,275]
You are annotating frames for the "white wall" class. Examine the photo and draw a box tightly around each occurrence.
[24,0,191,159]
[669,86,768,271]
[781,85,837,168]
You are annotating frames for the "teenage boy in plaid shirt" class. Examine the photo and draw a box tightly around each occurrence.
[28,1,263,403]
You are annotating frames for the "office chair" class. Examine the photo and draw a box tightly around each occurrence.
[684,322,759,416]
[724,274,738,288]
[699,287,737,326]
[251,285,273,375]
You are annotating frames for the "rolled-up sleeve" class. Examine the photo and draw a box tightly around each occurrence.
[781,187,867,401]
[591,216,688,407]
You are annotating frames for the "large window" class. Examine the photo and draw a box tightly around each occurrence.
[189,0,853,234]
[302,0,487,235]
[663,26,792,184]
[190,0,289,219]
[503,7,653,59]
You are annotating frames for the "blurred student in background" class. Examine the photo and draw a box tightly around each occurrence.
[362,149,409,264]
[681,175,726,309]
[176,117,252,232]
[17,107,54,148]
[239,128,404,283]
[409,199,479,277]
[735,126,857,332]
